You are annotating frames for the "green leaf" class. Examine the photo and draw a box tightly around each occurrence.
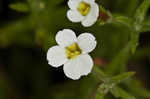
[119,89,136,99]
[134,0,150,27]
[95,83,111,99]
[95,91,105,99]
[93,66,107,81]
[111,72,135,84]
[132,47,150,60]
[137,88,150,98]
[95,73,134,99]
[131,0,150,54]
[124,0,140,17]
[113,15,133,28]
[113,0,140,17]
[0,18,34,47]
[125,79,150,98]
[140,23,150,32]
[105,43,131,76]
[9,3,30,12]
[93,68,135,99]
[130,31,139,54]
[111,87,136,99]
[140,17,150,32]
[110,87,120,98]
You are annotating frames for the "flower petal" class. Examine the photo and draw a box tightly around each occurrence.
[77,33,97,53]
[68,0,81,10]
[56,29,77,47]
[63,54,93,80]
[47,46,68,67]
[67,10,84,22]
[81,3,99,27]
[83,0,95,4]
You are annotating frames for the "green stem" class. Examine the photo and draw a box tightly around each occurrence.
[92,66,107,82]
[131,0,150,53]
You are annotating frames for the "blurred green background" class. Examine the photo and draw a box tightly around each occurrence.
[0,0,150,99]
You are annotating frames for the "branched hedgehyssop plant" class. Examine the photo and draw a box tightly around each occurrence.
[1,0,150,99]
[48,0,150,98]
[45,0,150,98]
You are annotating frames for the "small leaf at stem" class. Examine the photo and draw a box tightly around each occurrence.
[111,86,136,99]
[9,3,30,12]
[134,0,150,26]
[116,87,136,99]
[111,72,135,84]
[131,31,139,54]
[130,0,150,54]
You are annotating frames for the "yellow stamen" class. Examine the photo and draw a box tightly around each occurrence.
[77,2,91,16]
[66,43,82,59]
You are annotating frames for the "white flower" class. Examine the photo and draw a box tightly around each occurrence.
[67,0,99,27]
[47,29,97,80]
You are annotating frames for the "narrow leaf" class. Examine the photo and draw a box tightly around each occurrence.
[130,31,139,54]
[95,83,110,99]
[105,43,131,76]
[140,17,150,32]
[110,87,120,98]
[95,91,105,99]
[93,66,107,81]
[140,23,150,32]
[9,3,29,12]
[131,0,150,54]
[115,86,136,99]
[134,0,150,26]
[125,79,150,98]
[111,72,135,84]
[113,15,133,28]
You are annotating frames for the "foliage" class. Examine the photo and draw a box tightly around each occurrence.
[0,0,150,99]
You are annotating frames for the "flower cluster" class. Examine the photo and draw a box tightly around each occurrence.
[47,0,100,80]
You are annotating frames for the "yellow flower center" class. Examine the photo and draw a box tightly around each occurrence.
[66,43,82,59]
[77,2,91,16]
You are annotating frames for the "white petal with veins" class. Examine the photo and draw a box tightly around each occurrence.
[67,10,84,22]
[77,33,97,53]
[47,46,68,67]
[56,29,77,47]
[63,54,93,80]
[68,0,82,10]
[81,3,99,27]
